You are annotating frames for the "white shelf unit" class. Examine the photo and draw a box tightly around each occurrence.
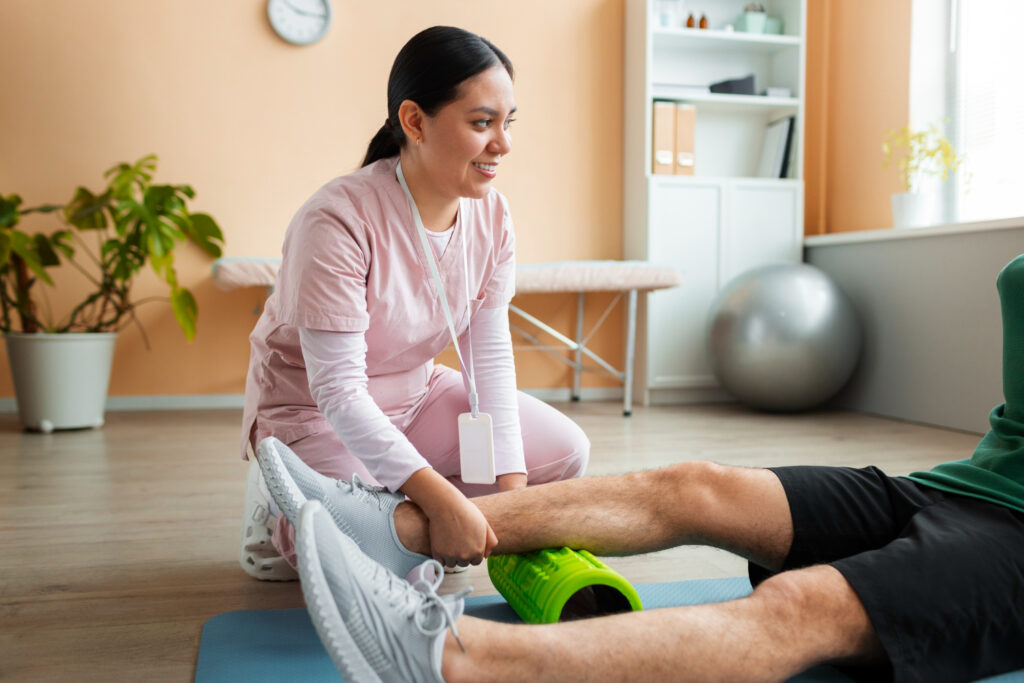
[624,0,807,405]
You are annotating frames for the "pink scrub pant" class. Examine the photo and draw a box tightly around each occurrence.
[261,364,590,568]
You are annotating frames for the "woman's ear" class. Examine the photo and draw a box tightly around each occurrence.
[398,100,425,145]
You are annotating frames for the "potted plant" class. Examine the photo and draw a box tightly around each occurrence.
[0,154,224,431]
[882,122,965,228]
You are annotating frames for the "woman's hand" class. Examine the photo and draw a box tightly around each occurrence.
[425,493,498,567]
[400,468,498,567]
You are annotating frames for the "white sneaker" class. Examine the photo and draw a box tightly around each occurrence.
[239,460,298,581]
[297,500,469,683]
[256,436,430,579]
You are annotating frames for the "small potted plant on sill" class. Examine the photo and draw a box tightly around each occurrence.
[882,122,965,228]
[0,154,224,432]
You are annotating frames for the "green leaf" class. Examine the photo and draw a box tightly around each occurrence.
[146,226,166,258]
[50,230,75,259]
[10,232,54,285]
[65,187,109,230]
[33,233,60,267]
[105,154,157,198]
[145,184,177,210]
[170,286,197,341]
[0,230,11,264]
[150,250,173,281]
[186,213,224,257]
[0,194,22,228]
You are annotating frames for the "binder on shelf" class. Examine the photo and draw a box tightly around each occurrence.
[756,116,795,178]
[779,116,796,178]
[651,101,676,174]
[673,104,696,175]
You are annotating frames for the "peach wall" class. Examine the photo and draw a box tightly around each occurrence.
[0,0,624,398]
[803,0,912,235]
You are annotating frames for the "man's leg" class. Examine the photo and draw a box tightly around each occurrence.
[396,462,793,571]
[442,563,884,683]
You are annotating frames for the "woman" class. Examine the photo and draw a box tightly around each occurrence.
[239,26,589,580]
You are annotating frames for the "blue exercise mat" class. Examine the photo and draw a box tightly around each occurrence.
[195,577,1023,682]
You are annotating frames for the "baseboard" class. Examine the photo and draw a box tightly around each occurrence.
[519,387,624,403]
[646,386,734,405]
[106,394,246,410]
[0,394,245,414]
[0,389,625,414]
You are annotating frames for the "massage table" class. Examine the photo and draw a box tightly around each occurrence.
[213,258,681,415]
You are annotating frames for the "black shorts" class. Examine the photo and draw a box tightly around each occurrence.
[749,466,1024,683]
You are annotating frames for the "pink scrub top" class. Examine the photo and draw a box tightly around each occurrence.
[241,156,516,463]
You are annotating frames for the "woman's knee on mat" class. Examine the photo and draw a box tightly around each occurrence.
[524,417,590,483]
[525,436,589,483]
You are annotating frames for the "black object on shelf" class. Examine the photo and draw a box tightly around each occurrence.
[709,74,756,95]
[778,116,796,178]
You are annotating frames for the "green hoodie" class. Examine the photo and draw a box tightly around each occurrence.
[907,253,1024,515]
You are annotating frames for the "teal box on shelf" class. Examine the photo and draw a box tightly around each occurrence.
[737,11,767,33]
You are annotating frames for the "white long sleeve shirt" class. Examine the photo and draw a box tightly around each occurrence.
[299,303,525,491]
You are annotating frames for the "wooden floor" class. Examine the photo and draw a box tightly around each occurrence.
[0,402,982,681]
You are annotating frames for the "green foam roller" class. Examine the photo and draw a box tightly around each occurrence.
[487,547,643,624]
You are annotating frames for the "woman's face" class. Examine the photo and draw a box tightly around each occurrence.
[418,65,516,201]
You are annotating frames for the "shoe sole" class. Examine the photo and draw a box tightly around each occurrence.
[297,501,382,683]
[240,460,297,581]
[256,438,308,528]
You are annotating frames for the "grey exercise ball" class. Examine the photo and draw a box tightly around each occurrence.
[706,263,862,412]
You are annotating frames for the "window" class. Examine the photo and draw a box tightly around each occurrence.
[910,0,1024,224]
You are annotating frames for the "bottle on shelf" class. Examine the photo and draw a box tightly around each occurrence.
[686,13,696,28]
[699,14,708,29]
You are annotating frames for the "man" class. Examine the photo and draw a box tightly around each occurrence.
[258,254,1024,682]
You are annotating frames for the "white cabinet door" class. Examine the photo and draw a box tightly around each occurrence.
[721,181,802,285]
[647,179,722,387]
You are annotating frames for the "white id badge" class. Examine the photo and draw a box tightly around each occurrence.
[458,412,496,484]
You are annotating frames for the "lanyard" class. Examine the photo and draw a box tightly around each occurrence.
[396,160,479,417]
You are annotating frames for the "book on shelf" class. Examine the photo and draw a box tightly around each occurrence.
[674,104,696,175]
[651,102,697,175]
[756,116,795,179]
[652,101,676,174]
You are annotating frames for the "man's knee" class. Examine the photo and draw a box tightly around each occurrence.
[646,461,746,504]
[751,568,821,621]
[749,565,881,661]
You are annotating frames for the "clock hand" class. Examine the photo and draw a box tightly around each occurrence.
[282,0,326,18]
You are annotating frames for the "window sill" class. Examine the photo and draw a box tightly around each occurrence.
[804,216,1024,248]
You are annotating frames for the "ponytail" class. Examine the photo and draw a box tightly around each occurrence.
[360,26,514,169]
[361,120,403,167]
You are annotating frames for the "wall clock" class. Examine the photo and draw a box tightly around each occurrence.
[267,0,332,46]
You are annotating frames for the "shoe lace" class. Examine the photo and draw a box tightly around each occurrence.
[338,473,391,510]
[372,559,471,653]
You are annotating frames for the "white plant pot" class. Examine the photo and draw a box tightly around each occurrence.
[890,191,938,228]
[4,332,117,432]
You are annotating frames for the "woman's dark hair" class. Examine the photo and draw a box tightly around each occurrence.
[361,26,514,167]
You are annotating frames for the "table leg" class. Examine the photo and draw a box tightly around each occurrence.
[572,292,584,401]
[624,289,638,416]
